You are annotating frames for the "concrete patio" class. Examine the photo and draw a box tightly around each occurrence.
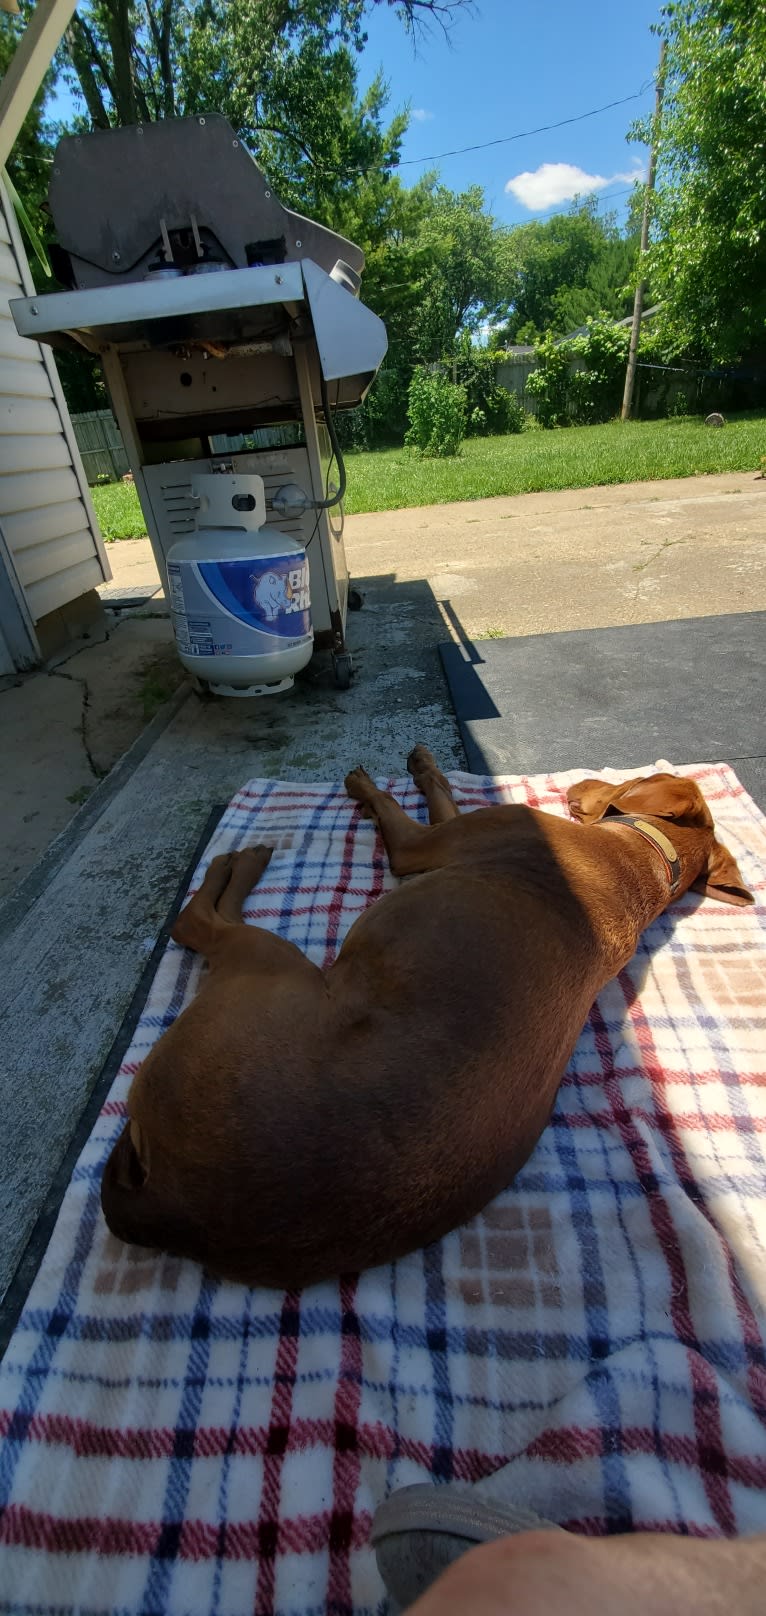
[1,468,765,1306]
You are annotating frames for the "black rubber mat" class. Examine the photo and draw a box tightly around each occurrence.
[99,583,161,607]
[439,611,766,810]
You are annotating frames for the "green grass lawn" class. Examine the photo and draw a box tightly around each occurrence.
[92,479,149,541]
[91,413,766,537]
[343,413,766,514]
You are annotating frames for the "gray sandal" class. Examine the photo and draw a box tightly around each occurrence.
[371,1479,565,1611]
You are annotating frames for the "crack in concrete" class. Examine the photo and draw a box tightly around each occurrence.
[631,535,687,610]
[49,669,108,782]
[45,622,111,674]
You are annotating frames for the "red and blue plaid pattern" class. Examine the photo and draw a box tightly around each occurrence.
[1,763,765,1615]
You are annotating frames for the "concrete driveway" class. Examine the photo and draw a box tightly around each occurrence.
[1,469,764,1310]
[101,468,766,645]
[345,470,766,639]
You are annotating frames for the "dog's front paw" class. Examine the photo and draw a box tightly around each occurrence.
[345,765,376,803]
[407,743,436,777]
[240,844,274,873]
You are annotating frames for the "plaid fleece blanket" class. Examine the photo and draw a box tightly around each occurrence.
[1,763,765,1615]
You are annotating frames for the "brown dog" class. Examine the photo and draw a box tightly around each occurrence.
[101,748,752,1287]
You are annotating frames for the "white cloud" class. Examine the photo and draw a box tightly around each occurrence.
[411,107,434,122]
[505,161,644,212]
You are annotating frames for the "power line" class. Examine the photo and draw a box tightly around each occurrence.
[519,185,641,223]
[593,184,641,209]
[391,81,655,170]
[263,78,656,178]
[7,82,656,193]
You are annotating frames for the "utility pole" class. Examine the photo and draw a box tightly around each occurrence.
[621,40,667,421]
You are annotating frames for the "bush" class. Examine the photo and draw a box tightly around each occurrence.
[451,343,527,436]
[336,361,412,450]
[405,368,467,457]
[668,389,692,417]
[525,332,572,427]
[527,318,630,427]
[494,388,526,435]
[568,319,630,424]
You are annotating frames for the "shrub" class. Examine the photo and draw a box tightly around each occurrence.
[527,318,630,427]
[335,362,412,450]
[451,343,527,436]
[568,318,630,424]
[525,333,572,427]
[668,389,692,417]
[493,388,526,435]
[405,368,467,457]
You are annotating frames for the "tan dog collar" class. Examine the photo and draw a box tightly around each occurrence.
[608,814,682,896]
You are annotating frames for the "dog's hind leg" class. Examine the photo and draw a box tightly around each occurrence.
[215,845,273,923]
[171,846,273,954]
[345,766,460,877]
[407,744,460,824]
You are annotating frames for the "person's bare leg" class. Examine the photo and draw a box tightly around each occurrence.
[406,1529,766,1616]
[407,743,460,825]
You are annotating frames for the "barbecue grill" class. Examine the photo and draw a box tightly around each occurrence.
[11,114,387,692]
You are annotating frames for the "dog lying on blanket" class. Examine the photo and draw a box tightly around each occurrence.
[101,748,753,1287]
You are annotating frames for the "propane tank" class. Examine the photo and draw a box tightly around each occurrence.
[166,472,313,696]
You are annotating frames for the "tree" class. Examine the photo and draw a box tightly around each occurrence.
[0,12,109,408]
[56,3,457,280]
[4,0,479,430]
[494,200,641,345]
[61,2,469,133]
[338,176,510,444]
[411,182,509,359]
[646,0,766,362]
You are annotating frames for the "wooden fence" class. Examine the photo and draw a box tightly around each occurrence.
[495,354,538,415]
[70,414,306,484]
[70,410,131,484]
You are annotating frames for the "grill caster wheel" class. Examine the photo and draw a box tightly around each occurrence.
[333,651,353,690]
[348,587,364,611]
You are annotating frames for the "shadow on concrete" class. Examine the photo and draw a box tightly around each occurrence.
[437,599,501,722]
[0,805,226,1358]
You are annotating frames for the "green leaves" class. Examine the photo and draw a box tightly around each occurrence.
[405,368,467,456]
[3,167,51,277]
[526,319,630,427]
[647,0,766,362]
[496,202,642,345]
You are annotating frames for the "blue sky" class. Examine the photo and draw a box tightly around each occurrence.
[48,1,661,227]
[356,0,663,224]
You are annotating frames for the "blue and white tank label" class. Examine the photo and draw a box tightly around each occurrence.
[167,555,312,657]
[199,557,311,639]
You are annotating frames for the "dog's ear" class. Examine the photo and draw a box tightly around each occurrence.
[567,778,623,822]
[568,774,712,828]
[614,775,713,828]
[691,839,754,906]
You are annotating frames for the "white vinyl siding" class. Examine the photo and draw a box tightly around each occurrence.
[0,182,110,633]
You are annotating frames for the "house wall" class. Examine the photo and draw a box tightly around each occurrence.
[0,178,111,669]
